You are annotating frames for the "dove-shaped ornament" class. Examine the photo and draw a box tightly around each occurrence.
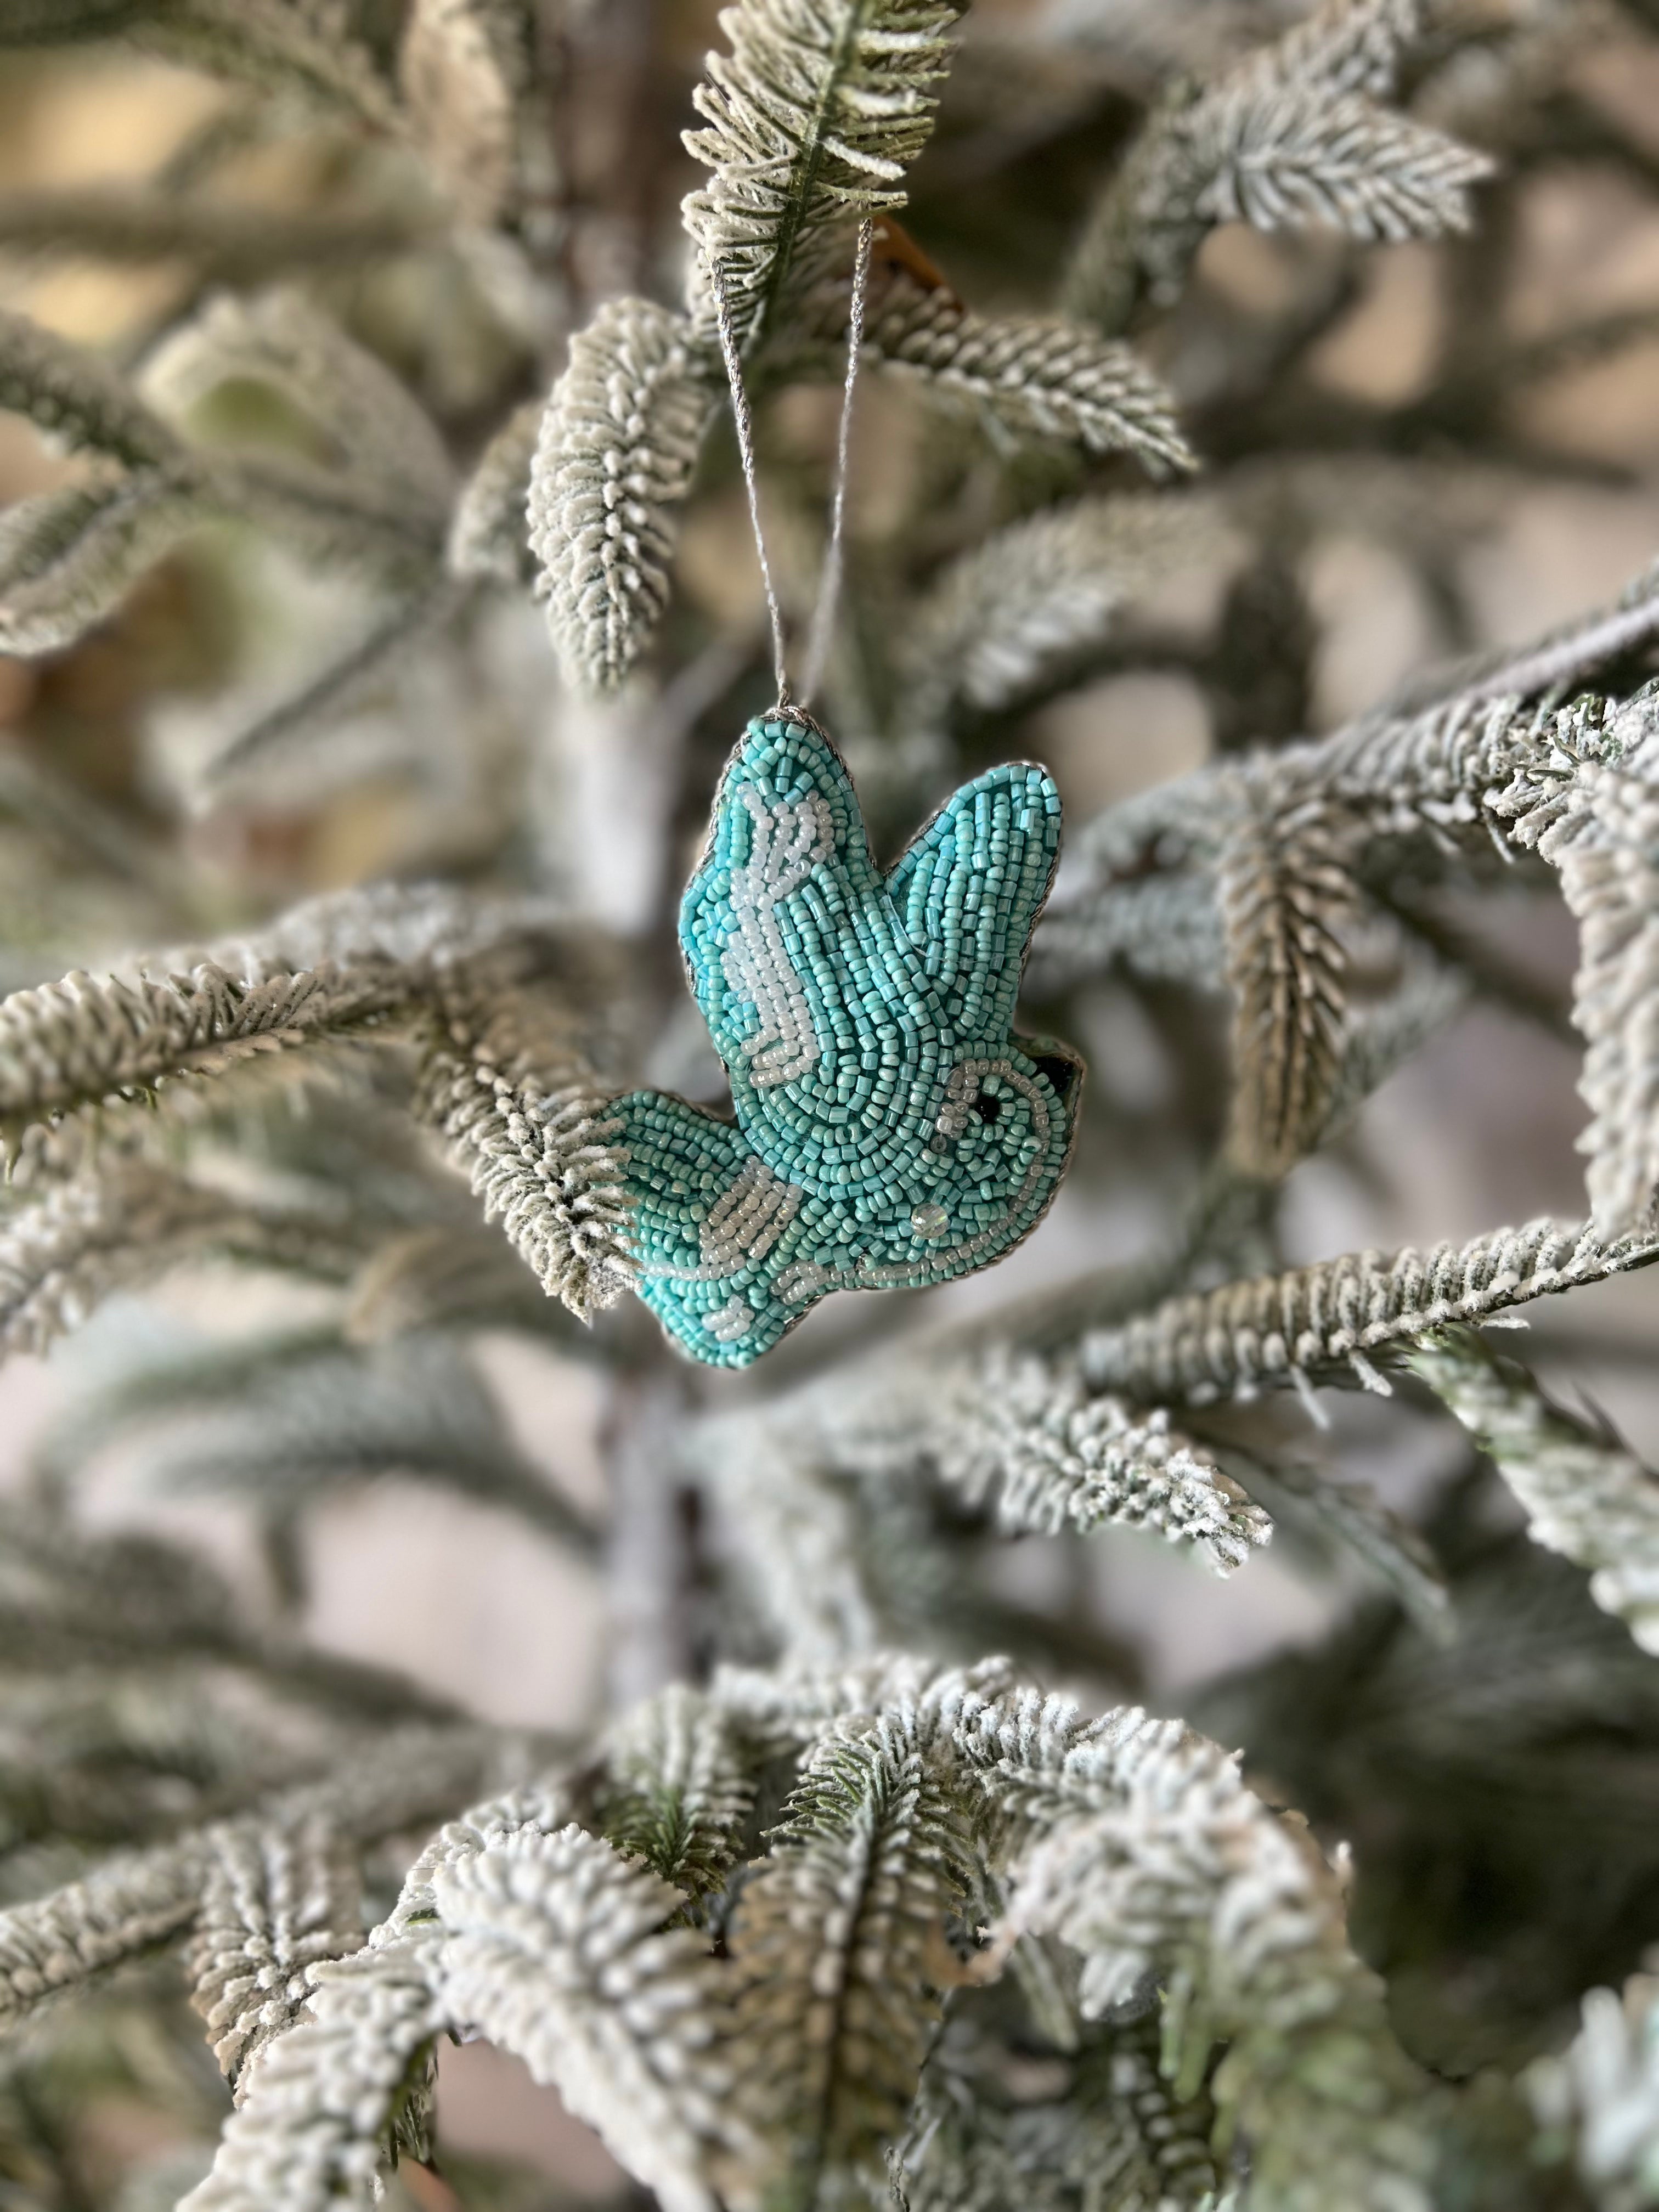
[611,709,1084,1367]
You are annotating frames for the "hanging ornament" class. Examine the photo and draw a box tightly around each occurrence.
[612,709,1083,1365]
[612,222,1084,1365]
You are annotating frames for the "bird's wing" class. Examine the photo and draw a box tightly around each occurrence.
[680,712,904,1093]
[884,762,1063,1043]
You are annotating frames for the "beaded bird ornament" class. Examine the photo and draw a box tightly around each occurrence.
[611,710,1083,1366]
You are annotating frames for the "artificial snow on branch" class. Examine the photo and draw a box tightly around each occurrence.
[0,956,414,1178]
[1410,1329,1659,1658]
[414,959,635,1322]
[598,1683,754,1903]
[139,289,456,534]
[0,472,221,657]
[527,297,716,693]
[1064,0,1493,331]
[0,1161,367,1362]
[1075,1215,1659,1406]
[898,490,1221,735]
[930,1345,1272,1573]
[1218,766,1359,1180]
[0,304,184,469]
[681,0,969,348]
[994,1705,1435,2211]
[860,267,1196,475]
[433,1824,737,2212]
[188,1813,365,2101]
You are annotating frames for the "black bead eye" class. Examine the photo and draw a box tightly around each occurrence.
[1032,1052,1080,1103]
[972,1090,1001,1125]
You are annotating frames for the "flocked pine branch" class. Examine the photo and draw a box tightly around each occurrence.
[0,1724,515,2039]
[681,0,969,348]
[448,395,542,584]
[719,1711,974,2206]
[0,471,221,657]
[1048,665,1659,1209]
[0,304,184,469]
[930,1345,1272,1573]
[1064,0,1493,332]
[432,1823,738,2212]
[413,955,635,1321]
[0,1161,368,1361]
[992,1704,1435,2211]
[898,490,1219,736]
[1075,1215,1659,1407]
[0,187,435,279]
[129,0,401,129]
[598,1684,753,1903]
[139,289,456,538]
[56,1327,603,1558]
[0,306,452,657]
[893,2013,1231,2211]
[1410,1329,1659,1659]
[857,264,1196,476]
[527,298,716,693]
[0,953,414,1180]
[397,0,533,227]
[187,1812,364,2102]
[1217,765,1360,1180]
[181,1929,447,2211]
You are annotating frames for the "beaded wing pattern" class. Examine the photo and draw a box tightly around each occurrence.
[611,712,1084,1367]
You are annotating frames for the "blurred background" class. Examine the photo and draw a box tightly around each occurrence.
[5,1,1659,2201]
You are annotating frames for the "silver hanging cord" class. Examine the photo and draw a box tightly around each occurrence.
[802,215,874,710]
[712,265,791,707]
[709,215,876,714]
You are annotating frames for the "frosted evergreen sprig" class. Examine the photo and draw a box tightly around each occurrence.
[690,1415,890,1662]
[0,303,184,469]
[1493,702,1659,1235]
[1218,766,1360,1180]
[413,961,636,1321]
[28,1660,1440,2210]
[0,957,413,1178]
[0,1163,366,1362]
[397,0,532,226]
[432,1825,738,2212]
[0,1723,513,2040]
[718,1710,977,2205]
[681,0,969,348]
[0,471,221,657]
[139,289,456,535]
[1410,1329,1659,1658]
[899,490,1220,735]
[893,2015,1231,2212]
[861,267,1196,475]
[932,1346,1272,1573]
[599,1684,754,1901]
[128,0,400,128]
[1050,668,1659,1207]
[996,1707,1435,2212]
[180,1931,445,2212]
[1065,0,1493,331]
[117,1330,603,1558]
[1075,1215,1659,1407]
[0,304,451,657]
[526,296,717,693]
[447,394,542,584]
[0,1832,207,2035]
[188,1814,365,2101]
